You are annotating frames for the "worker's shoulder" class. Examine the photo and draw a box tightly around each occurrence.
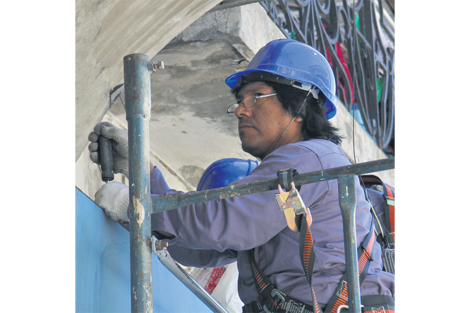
[272,139,350,171]
[294,138,347,159]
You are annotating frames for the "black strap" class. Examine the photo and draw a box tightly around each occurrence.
[277,168,298,191]
[299,214,322,313]
[250,249,274,297]
[359,175,395,249]
[243,295,316,313]
[240,71,308,91]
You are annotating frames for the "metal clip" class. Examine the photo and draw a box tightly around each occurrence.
[262,288,286,313]
[151,235,168,253]
[275,182,312,232]
[337,304,365,313]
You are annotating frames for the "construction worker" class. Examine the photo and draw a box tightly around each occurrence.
[89,39,394,312]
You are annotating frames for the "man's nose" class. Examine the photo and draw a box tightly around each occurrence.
[235,103,251,118]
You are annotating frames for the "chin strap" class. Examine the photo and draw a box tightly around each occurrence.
[271,89,313,153]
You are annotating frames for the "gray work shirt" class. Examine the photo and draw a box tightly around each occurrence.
[150,139,395,308]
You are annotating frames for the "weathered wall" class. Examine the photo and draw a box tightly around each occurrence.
[76,0,223,161]
[331,99,394,184]
[76,3,287,198]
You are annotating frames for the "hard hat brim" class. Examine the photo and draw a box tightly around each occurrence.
[225,69,337,119]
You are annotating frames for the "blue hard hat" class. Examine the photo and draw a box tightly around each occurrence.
[225,39,337,119]
[196,158,259,191]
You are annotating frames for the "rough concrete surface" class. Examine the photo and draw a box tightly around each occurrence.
[107,39,256,191]
[76,0,223,161]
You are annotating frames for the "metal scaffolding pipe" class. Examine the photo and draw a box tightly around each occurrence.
[152,158,394,214]
[338,175,361,313]
[124,53,153,313]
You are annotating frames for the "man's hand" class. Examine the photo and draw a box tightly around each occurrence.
[88,122,130,178]
[94,182,130,223]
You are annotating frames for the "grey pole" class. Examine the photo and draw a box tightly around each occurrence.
[124,53,153,313]
[338,175,361,313]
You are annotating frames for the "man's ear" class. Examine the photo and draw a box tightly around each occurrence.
[294,116,303,123]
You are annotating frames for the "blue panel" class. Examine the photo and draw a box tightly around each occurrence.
[76,188,212,313]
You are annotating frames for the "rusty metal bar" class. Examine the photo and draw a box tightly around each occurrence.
[124,53,153,313]
[152,157,394,213]
[338,175,361,313]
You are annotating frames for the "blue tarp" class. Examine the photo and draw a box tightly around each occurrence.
[75,187,212,313]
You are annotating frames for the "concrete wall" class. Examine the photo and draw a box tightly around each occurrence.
[76,0,223,161]
[331,99,395,184]
[76,3,288,199]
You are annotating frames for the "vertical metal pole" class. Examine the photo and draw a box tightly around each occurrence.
[124,53,153,313]
[337,175,361,313]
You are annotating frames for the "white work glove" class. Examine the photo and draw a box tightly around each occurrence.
[94,182,130,223]
[88,122,129,178]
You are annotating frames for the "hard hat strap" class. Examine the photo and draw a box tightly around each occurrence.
[240,71,314,92]
[271,89,312,154]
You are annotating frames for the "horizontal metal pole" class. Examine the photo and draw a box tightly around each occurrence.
[152,158,394,214]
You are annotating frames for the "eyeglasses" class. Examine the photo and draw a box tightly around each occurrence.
[227,93,277,117]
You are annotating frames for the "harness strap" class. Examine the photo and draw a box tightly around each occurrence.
[243,294,316,313]
[247,170,388,313]
[250,249,273,296]
[246,213,322,313]
[359,175,395,249]
[324,221,376,313]
[382,184,395,246]
[299,214,322,313]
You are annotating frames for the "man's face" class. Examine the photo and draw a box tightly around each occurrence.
[234,82,303,159]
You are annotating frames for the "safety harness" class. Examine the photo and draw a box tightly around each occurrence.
[359,175,395,275]
[242,169,395,313]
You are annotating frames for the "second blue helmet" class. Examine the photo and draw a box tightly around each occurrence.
[196,158,259,191]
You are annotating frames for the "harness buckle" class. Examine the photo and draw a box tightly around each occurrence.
[262,288,286,313]
[361,245,374,261]
[275,182,312,232]
[360,238,374,262]
[337,304,365,313]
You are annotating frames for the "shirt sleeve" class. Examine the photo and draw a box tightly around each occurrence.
[166,245,238,268]
[150,143,330,252]
[150,166,238,267]
[150,166,171,194]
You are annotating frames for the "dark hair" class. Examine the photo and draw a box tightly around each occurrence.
[232,81,343,144]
